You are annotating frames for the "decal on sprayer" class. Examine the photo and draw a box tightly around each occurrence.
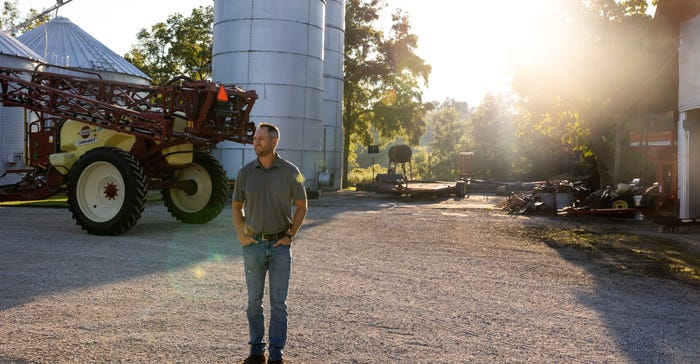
[76,126,98,146]
[76,137,98,147]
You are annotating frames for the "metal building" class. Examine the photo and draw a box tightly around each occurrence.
[212,0,328,191]
[0,31,44,185]
[18,17,150,85]
[322,0,346,189]
[650,0,700,219]
[678,13,700,218]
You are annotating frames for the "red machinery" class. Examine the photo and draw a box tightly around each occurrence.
[629,130,677,216]
[0,65,257,235]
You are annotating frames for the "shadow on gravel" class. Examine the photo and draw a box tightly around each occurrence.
[519,216,700,286]
[518,215,700,363]
[0,203,242,311]
[305,190,412,228]
[0,190,408,312]
[304,190,474,233]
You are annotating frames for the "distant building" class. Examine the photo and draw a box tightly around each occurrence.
[18,16,150,85]
[0,31,44,185]
[650,0,700,218]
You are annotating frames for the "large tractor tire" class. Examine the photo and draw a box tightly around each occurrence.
[67,147,147,235]
[162,153,229,224]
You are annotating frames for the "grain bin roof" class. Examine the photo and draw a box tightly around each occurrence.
[17,17,149,81]
[0,31,43,61]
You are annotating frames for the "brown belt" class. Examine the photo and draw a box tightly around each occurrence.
[253,231,287,241]
[247,226,287,241]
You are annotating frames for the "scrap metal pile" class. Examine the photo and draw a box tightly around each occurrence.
[501,180,589,214]
[501,178,679,221]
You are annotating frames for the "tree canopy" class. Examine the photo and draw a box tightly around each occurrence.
[427,99,469,180]
[125,6,213,85]
[343,0,432,186]
[512,0,655,187]
[1,0,51,34]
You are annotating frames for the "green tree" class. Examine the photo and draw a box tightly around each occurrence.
[469,94,517,181]
[429,99,470,180]
[0,1,19,31]
[125,6,213,85]
[514,105,589,181]
[512,0,654,187]
[2,0,51,34]
[343,0,431,187]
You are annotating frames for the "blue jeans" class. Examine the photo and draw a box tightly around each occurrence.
[243,239,292,361]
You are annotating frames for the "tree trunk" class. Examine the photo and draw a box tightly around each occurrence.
[589,120,614,189]
[613,119,622,186]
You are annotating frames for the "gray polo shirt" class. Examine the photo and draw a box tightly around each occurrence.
[233,153,307,234]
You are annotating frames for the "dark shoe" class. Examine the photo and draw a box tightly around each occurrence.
[241,354,266,364]
[267,359,285,364]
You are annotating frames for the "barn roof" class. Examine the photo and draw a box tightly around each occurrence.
[0,30,43,61]
[17,17,149,81]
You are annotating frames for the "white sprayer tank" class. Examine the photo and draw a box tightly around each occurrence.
[212,0,326,191]
[0,32,44,186]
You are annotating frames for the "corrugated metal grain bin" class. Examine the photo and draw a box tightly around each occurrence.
[212,0,325,191]
[0,31,44,185]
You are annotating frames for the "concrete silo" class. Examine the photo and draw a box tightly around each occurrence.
[212,0,326,192]
[0,32,44,186]
[322,0,345,189]
[18,17,150,85]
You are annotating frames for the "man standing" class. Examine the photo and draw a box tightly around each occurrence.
[232,123,308,364]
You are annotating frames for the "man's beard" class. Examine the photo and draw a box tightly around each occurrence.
[255,146,272,157]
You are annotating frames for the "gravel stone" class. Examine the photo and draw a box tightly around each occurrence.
[1,191,698,363]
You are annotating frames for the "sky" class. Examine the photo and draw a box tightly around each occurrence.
[17,0,657,106]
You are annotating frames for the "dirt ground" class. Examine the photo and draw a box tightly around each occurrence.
[1,191,699,363]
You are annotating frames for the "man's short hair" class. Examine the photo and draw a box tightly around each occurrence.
[259,123,280,139]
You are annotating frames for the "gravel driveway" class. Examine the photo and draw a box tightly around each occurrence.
[1,191,698,363]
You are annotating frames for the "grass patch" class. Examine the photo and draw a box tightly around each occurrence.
[520,225,700,286]
[0,194,68,208]
[0,192,163,208]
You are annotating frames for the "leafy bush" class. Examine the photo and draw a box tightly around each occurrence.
[347,164,384,186]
